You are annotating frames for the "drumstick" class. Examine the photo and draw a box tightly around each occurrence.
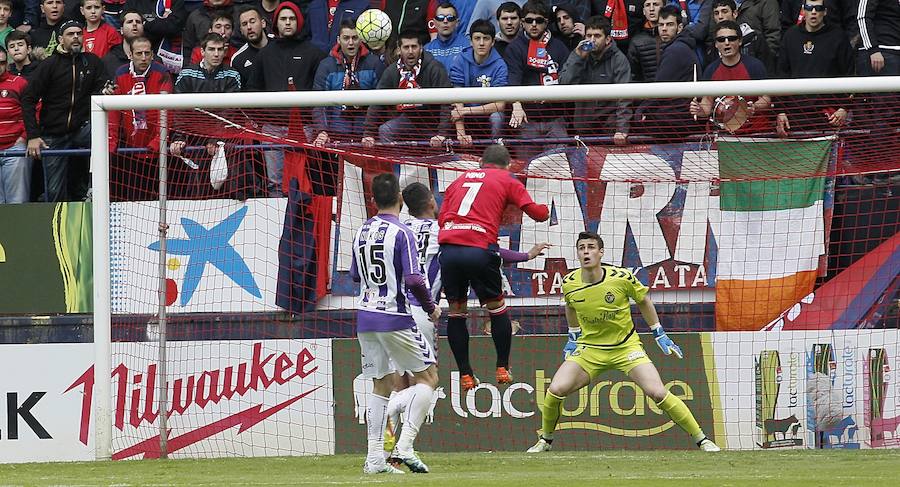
[692,64,698,121]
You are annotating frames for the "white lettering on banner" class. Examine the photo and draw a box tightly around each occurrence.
[674,151,721,264]
[599,153,675,267]
[337,162,365,271]
[450,372,534,419]
[521,152,584,271]
[843,346,855,408]
[531,271,565,295]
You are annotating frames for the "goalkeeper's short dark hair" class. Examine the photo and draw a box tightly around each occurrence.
[577,231,604,248]
[402,182,433,218]
[372,173,401,209]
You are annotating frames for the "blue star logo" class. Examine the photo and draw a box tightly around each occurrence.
[149,206,262,306]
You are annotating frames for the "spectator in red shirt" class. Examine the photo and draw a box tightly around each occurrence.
[689,20,770,134]
[438,143,550,391]
[0,48,31,203]
[108,35,173,200]
[82,0,123,57]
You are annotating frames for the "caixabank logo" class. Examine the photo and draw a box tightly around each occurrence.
[805,343,859,449]
[333,335,717,452]
[865,348,900,448]
[755,350,804,448]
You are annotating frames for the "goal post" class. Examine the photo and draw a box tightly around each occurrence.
[90,76,900,460]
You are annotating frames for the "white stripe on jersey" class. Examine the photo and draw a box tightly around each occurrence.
[404,217,442,302]
[353,216,419,315]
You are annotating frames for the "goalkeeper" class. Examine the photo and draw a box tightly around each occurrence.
[527,231,720,453]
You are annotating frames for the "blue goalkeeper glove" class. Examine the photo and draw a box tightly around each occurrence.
[651,324,683,359]
[564,328,582,359]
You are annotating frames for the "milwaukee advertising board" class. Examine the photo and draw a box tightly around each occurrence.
[0,340,333,463]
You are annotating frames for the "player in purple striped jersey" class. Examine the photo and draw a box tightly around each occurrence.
[351,173,440,475]
[384,182,550,445]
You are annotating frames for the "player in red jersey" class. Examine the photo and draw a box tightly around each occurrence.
[438,143,549,390]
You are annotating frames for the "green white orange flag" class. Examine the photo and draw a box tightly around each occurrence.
[715,137,835,331]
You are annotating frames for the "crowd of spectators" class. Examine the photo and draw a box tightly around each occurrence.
[0,0,896,203]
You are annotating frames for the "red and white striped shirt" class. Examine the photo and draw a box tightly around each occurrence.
[0,71,27,149]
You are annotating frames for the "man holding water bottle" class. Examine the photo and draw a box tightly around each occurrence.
[559,16,632,145]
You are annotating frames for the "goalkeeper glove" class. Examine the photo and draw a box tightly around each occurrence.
[651,324,683,359]
[563,328,582,359]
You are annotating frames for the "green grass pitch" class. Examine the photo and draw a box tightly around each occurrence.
[1,451,899,486]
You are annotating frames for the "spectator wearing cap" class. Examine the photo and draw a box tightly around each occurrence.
[553,3,584,52]
[449,18,508,144]
[247,1,325,196]
[560,16,631,144]
[0,48,30,203]
[775,0,852,136]
[22,19,113,201]
[425,2,470,72]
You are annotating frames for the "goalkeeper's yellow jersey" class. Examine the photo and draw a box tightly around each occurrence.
[561,265,649,348]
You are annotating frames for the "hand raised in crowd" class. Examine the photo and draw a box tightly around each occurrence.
[574,39,593,59]
[573,22,585,36]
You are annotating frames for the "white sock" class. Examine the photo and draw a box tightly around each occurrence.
[366,393,390,464]
[693,431,708,443]
[387,388,413,434]
[396,383,434,453]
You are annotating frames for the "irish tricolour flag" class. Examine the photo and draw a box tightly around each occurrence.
[715,137,835,331]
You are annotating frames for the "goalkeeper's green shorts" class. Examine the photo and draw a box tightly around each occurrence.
[566,338,652,379]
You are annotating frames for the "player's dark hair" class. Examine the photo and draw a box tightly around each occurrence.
[338,18,356,33]
[469,19,496,38]
[715,20,742,40]
[658,5,683,25]
[496,1,522,19]
[577,231,604,248]
[120,8,144,23]
[372,173,401,209]
[712,0,737,12]
[584,15,611,35]
[482,144,511,167]
[402,182,433,217]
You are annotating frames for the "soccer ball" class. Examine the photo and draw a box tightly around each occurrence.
[356,9,392,49]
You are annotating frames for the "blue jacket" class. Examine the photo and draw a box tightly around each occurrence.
[425,30,470,72]
[308,0,370,53]
[449,46,509,89]
[312,46,385,136]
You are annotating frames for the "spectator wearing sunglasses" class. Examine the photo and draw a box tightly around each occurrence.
[775,0,852,136]
[779,0,854,38]
[706,0,772,72]
[502,0,570,160]
[690,20,770,134]
[425,2,470,71]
